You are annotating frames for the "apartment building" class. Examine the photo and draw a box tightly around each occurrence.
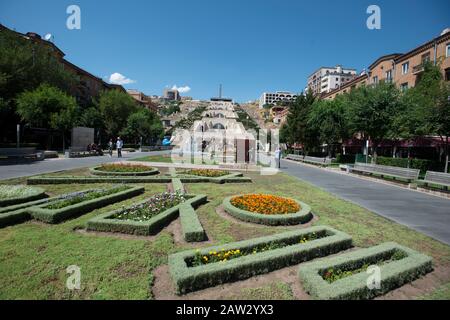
[163,88,181,101]
[258,91,298,108]
[126,89,158,112]
[322,28,450,99]
[306,65,357,95]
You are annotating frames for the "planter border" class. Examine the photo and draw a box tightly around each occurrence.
[28,186,144,224]
[169,225,352,294]
[87,194,207,238]
[27,175,251,184]
[0,197,55,228]
[298,242,433,300]
[222,195,312,226]
[0,186,47,207]
[90,166,159,176]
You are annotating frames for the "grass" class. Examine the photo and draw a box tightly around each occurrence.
[0,169,450,299]
[130,155,173,163]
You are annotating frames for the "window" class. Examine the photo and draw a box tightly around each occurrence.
[445,68,450,81]
[373,76,378,84]
[421,52,430,63]
[386,70,393,82]
[400,82,409,92]
[402,62,409,74]
[447,44,450,58]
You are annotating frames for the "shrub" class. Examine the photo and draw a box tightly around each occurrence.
[28,186,144,224]
[90,164,159,176]
[223,195,312,226]
[172,178,185,193]
[375,156,442,175]
[334,154,356,164]
[298,242,433,300]
[87,194,207,237]
[179,203,206,242]
[169,226,352,294]
[0,185,47,207]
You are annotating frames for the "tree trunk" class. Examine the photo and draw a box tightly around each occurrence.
[62,131,65,152]
[445,136,449,173]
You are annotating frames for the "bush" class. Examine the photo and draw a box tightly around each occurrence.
[172,179,184,193]
[0,185,47,207]
[87,194,207,237]
[28,186,144,224]
[334,154,356,164]
[169,226,352,294]
[298,242,433,300]
[375,156,442,175]
[223,195,313,226]
[179,203,207,242]
[90,165,159,176]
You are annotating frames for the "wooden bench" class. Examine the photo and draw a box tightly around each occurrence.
[352,162,420,183]
[285,154,332,166]
[0,147,44,163]
[417,171,450,190]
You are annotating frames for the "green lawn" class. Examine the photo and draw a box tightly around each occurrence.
[0,168,449,299]
[130,155,173,163]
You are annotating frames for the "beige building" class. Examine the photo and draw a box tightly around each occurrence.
[307,65,357,95]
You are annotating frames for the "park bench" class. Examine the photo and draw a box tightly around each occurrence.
[66,147,101,158]
[417,171,450,190]
[352,162,420,183]
[0,147,44,164]
[285,154,332,166]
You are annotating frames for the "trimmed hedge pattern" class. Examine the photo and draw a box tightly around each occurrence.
[27,174,251,185]
[298,242,433,300]
[179,203,206,242]
[28,186,144,224]
[222,195,313,226]
[87,194,207,238]
[0,186,47,207]
[169,226,353,294]
[89,166,159,176]
[172,178,185,193]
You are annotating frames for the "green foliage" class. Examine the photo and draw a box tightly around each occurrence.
[121,108,163,144]
[16,84,77,131]
[173,106,206,130]
[179,203,206,242]
[298,242,433,300]
[375,156,443,174]
[160,103,181,116]
[0,185,46,207]
[169,226,353,294]
[98,90,138,137]
[334,153,356,164]
[77,106,104,129]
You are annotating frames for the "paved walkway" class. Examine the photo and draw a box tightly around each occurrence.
[281,159,450,245]
[0,151,167,180]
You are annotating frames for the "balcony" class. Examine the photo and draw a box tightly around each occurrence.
[412,64,425,75]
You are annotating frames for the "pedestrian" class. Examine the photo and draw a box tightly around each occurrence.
[108,139,113,157]
[275,147,282,169]
[116,137,123,158]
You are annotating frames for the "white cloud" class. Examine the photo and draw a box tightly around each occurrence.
[171,85,191,93]
[108,72,136,85]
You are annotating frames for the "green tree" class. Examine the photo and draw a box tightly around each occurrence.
[280,91,318,153]
[308,96,350,157]
[346,81,402,160]
[16,84,77,150]
[121,108,164,145]
[98,90,138,137]
[0,27,77,141]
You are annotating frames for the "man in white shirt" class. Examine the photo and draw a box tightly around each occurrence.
[116,137,123,158]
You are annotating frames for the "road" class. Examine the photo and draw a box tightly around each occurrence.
[281,159,450,245]
[0,151,168,180]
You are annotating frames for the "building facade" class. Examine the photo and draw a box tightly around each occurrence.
[306,65,357,95]
[322,29,450,99]
[127,89,158,112]
[163,88,181,101]
[259,91,298,108]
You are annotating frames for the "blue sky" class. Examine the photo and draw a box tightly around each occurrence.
[1,0,449,102]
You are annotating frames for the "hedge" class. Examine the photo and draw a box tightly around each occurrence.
[222,195,313,226]
[89,166,159,176]
[172,178,185,193]
[87,194,207,237]
[298,242,433,300]
[0,196,59,228]
[169,225,353,294]
[179,203,206,242]
[0,186,47,207]
[28,186,144,224]
[27,175,251,185]
[334,154,356,164]
[375,156,443,175]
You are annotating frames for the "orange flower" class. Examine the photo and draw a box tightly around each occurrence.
[230,194,300,215]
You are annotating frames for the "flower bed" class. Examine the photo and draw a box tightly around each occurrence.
[180,169,230,177]
[169,226,352,294]
[0,185,47,207]
[90,163,159,176]
[298,242,433,300]
[223,194,312,225]
[28,185,144,224]
[27,174,251,184]
[87,193,207,238]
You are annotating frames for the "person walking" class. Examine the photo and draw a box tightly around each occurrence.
[108,139,113,157]
[275,147,282,169]
[116,137,123,158]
